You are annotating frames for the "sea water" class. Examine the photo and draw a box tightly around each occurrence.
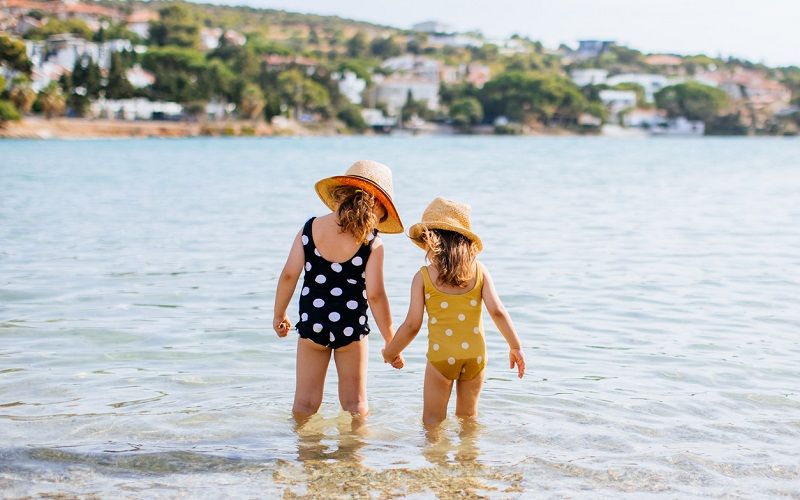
[1,137,799,497]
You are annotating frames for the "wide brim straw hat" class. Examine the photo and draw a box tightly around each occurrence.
[315,160,403,234]
[408,197,483,252]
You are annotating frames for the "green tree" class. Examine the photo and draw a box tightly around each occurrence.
[38,82,66,119]
[336,102,367,132]
[655,81,729,122]
[150,4,200,48]
[449,97,483,130]
[26,19,93,41]
[9,78,36,113]
[0,99,21,125]
[142,46,207,102]
[105,52,135,100]
[238,83,265,119]
[346,31,367,58]
[369,36,401,58]
[0,35,32,74]
[277,69,331,118]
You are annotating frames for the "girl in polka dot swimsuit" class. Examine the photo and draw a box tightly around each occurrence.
[382,198,525,426]
[273,161,404,420]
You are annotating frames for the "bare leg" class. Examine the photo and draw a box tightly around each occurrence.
[333,336,369,417]
[293,338,332,422]
[423,361,454,427]
[455,368,485,419]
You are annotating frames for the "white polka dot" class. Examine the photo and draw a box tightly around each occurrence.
[425,293,431,300]
[461,342,469,350]
[312,323,322,332]
[430,317,437,324]
[330,287,342,296]
[305,262,311,271]
[462,367,466,373]
[362,290,367,299]
[470,299,478,307]
[458,313,466,321]
[313,298,325,308]
[302,235,309,245]
[359,316,366,325]
[331,263,342,272]
[343,327,354,336]
[315,274,326,284]
[329,312,340,322]
[301,287,309,296]
[440,301,449,309]
[314,248,321,257]
[445,329,453,336]
[477,356,483,364]
[473,327,480,334]
[346,300,358,310]
[361,272,366,278]
[432,343,440,351]
[447,357,455,365]
[301,313,308,321]
[329,332,335,343]
[352,256,363,266]
[347,279,357,285]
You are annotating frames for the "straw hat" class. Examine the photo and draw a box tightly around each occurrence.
[315,160,403,234]
[408,197,483,252]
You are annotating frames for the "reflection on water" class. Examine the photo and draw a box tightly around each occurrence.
[2,137,800,497]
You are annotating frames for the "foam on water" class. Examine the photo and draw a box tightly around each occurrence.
[1,137,799,497]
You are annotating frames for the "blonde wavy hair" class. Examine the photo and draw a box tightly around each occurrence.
[420,228,479,288]
[331,185,381,243]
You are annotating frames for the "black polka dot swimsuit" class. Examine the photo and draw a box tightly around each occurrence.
[296,217,376,349]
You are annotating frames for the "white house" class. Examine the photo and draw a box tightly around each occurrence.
[381,55,440,82]
[91,98,183,120]
[334,70,367,105]
[125,65,155,88]
[605,73,679,103]
[599,89,637,122]
[570,69,608,87]
[374,75,439,116]
[412,21,452,34]
[126,9,158,39]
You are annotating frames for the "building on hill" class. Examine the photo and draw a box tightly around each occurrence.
[126,9,158,39]
[411,20,452,34]
[333,70,367,105]
[570,69,609,87]
[605,73,676,103]
[575,40,614,59]
[263,54,318,74]
[599,89,637,123]
[381,55,440,81]
[372,74,439,116]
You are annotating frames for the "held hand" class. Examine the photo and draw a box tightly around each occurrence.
[381,348,404,369]
[273,315,291,337]
[509,348,526,379]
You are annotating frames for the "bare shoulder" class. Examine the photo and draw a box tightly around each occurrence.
[371,234,383,248]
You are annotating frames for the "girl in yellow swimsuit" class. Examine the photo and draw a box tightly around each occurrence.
[382,197,525,426]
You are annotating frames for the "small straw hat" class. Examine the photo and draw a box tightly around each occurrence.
[408,197,483,252]
[314,160,403,234]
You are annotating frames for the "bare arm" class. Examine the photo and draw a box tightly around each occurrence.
[382,271,425,366]
[273,230,304,337]
[481,262,526,378]
[365,237,394,345]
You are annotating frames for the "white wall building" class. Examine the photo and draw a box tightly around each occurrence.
[91,98,183,120]
[570,69,609,87]
[412,21,452,34]
[599,89,637,115]
[381,55,440,82]
[374,75,439,116]
[334,71,367,105]
[605,73,680,103]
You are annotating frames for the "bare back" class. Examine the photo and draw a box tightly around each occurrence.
[312,213,364,263]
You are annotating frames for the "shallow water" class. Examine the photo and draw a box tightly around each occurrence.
[1,136,799,498]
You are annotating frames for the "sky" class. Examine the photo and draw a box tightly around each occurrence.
[203,0,800,66]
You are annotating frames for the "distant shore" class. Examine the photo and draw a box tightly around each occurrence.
[0,117,349,139]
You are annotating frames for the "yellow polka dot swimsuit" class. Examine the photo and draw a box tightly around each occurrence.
[421,265,487,381]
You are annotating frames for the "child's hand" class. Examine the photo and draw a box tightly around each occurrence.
[509,348,526,379]
[382,348,404,369]
[273,315,292,337]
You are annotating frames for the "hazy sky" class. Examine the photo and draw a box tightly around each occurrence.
[206,0,799,66]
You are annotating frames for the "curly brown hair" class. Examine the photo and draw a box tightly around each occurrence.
[331,185,381,243]
[421,228,479,288]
